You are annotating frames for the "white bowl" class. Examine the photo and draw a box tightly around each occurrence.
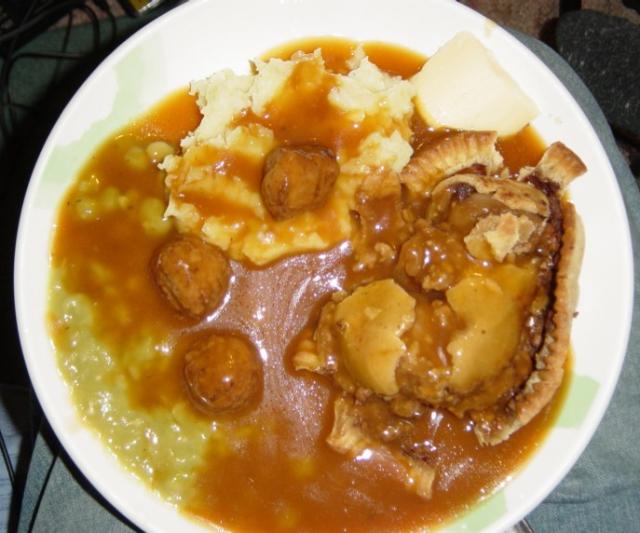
[14,0,634,531]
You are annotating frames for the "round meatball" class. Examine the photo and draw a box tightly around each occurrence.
[153,235,231,318]
[395,223,468,292]
[261,144,340,220]
[184,333,261,414]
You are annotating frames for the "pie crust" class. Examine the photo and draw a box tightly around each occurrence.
[294,131,587,496]
[328,396,436,498]
[400,131,503,194]
[535,141,588,188]
[472,201,584,444]
[430,173,550,217]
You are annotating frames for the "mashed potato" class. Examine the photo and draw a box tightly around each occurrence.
[162,49,415,265]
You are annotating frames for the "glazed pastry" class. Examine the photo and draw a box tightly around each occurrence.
[400,131,503,195]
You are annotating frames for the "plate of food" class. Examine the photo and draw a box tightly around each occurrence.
[14,0,633,531]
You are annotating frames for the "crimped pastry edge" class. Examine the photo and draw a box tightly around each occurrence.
[473,202,584,445]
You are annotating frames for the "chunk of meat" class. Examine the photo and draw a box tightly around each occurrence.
[292,301,341,377]
[261,144,340,220]
[153,235,231,318]
[396,298,458,404]
[395,222,470,292]
[183,333,261,414]
[351,170,409,269]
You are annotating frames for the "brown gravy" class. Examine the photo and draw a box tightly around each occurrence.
[51,39,564,532]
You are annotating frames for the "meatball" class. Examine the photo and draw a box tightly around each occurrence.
[261,144,340,220]
[395,223,468,292]
[184,333,261,414]
[153,235,231,318]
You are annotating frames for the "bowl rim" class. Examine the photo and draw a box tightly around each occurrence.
[13,0,635,531]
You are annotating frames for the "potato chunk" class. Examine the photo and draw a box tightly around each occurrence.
[446,276,520,393]
[412,32,538,136]
[261,145,339,220]
[396,223,468,292]
[334,279,416,395]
